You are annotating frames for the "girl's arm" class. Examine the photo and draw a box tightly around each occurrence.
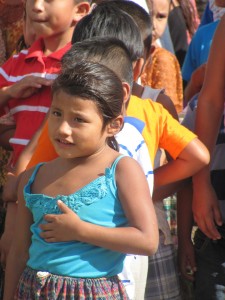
[3,171,33,300]
[40,157,159,256]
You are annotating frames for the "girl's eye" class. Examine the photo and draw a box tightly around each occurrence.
[51,110,61,117]
[74,117,84,123]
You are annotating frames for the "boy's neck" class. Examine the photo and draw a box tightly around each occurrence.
[42,28,74,56]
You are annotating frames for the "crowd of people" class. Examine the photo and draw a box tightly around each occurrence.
[0,0,224,299]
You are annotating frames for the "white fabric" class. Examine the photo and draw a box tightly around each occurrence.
[116,120,153,299]
[209,0,225,21]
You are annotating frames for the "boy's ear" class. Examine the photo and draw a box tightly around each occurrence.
[107,115,124,136]
[73,2,91,23]
[133,58,145,81]
[122,82,131,105]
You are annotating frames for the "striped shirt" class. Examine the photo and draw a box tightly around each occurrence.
[0,38,71,165]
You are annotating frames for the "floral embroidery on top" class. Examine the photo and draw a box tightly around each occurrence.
[25,166,114,215]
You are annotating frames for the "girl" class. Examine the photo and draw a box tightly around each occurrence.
[143,0,183,113]
[4,61,158,300]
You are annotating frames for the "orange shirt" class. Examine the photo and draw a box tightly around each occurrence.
[127,95,196,165]
[27,121,56,169]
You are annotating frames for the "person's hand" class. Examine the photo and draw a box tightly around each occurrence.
[192,180,222,240]
[39,200,83,242]
[5,76,53,100]
[178,239,196,282]
[2,172,18,203]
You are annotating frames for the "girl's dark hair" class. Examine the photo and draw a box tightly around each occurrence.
[72,2,144,62]
[177,0,198,37]
[52,61,124,151]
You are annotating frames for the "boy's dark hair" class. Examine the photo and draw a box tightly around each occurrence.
[62,37,133,88]
[72,2,143,62]
[92,0,152,59]
[52,61,124,150]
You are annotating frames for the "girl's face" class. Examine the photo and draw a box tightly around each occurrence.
[150,0,170,42]
[48,90,112,160]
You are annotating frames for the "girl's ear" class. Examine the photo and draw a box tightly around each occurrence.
[133,58,145,81]
[73,2,91,23]
[107,115,124,136]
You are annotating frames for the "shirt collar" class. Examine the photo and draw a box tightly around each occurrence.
[25,38,71,61]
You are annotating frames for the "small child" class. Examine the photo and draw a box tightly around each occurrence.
[4,60,158,300]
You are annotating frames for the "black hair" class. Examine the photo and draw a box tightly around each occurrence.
[92,0,152,59]
[62,37,133,88]
[52,61,124,151]
[72,2,144,62]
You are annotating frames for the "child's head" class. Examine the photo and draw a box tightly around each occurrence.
[25,0,91,42]
[91,1,153,62]
[72,2,143,65]
[62,37,133,90]
[146,0,170,42]
[50,61,124,155]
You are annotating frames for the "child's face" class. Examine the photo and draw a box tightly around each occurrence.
[149,0,170,42]
[26,0,87,41]
[48,90,111,159]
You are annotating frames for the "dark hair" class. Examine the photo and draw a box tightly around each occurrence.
[177,0,198,37]
[52,61,124,150]
[92,0,152,59]
[72,2,144,62]
[62,37,133,88]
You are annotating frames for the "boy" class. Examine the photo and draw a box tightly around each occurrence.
[0,0,91,271]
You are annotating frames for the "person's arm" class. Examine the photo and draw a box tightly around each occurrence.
[177,183,196,282]
[183,63,206,106]
[39,157,159,256]
[154,137,209,188]
[192,16,225,240]
[3,171,33,300]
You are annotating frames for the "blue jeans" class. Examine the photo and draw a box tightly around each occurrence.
[194,228,225,300]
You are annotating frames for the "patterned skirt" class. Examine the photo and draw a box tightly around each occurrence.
[15,267,129,300]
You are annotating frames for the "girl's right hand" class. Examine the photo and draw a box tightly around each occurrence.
[39,200,82,243]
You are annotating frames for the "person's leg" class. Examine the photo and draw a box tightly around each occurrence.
[145,231,181,300]
[194,228,225,300]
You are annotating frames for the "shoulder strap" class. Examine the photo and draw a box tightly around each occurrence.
[141,86,164,102]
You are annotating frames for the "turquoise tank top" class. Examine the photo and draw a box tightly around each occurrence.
[25,155,128,278]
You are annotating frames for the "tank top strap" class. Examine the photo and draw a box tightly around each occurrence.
[110,155,126,175]
[26,163,45,187]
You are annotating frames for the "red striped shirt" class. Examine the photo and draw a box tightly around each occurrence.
[0,38,71,165]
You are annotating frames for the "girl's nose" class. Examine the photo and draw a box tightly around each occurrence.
[58,121,72,136]
[31,0,45,12]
